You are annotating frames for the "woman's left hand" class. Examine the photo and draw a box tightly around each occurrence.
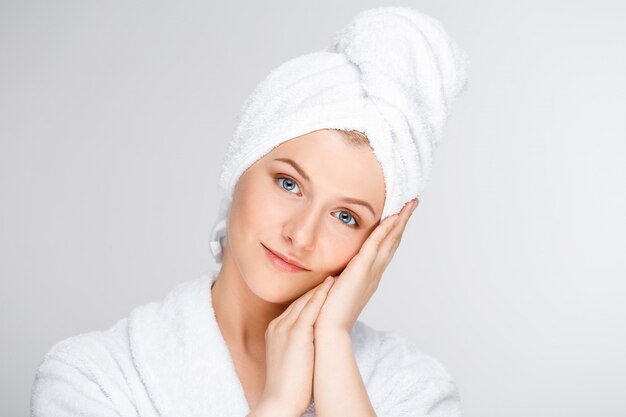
[314,198,418,335]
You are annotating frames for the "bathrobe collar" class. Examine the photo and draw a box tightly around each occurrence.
[128,271,251,416]
[127,270,377,417]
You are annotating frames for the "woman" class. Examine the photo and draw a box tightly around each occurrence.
[212,127,417,416]
[31,6,469,417]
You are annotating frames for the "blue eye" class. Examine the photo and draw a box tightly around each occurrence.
[333,210,359,227]
[277,176,301,194]
[276,176,360,228]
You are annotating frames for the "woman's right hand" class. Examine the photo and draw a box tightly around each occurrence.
[255,276,335,417]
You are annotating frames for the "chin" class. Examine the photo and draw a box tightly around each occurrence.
[244,273,296,305]
[246,252,314,304]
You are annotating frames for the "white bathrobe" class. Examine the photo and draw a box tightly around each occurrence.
[31,270,462,416]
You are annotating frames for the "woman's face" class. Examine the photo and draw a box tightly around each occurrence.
[225,129,386,304]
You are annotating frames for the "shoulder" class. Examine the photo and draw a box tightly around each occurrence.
[36,316,131,375]
[31,318,137,416]
[351,320,463,416]
[34,273,210,376]
[31,274,212,416]
[31,293,171,417]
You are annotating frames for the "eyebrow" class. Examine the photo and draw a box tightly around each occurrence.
[273,157,376,217]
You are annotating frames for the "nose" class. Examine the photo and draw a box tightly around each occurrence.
[282,202,319,253]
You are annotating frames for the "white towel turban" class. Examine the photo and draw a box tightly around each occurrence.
[209,6,469,263]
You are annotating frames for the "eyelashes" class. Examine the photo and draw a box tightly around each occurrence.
[275,175,360,228]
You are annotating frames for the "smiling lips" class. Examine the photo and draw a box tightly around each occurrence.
[262,244,308,273]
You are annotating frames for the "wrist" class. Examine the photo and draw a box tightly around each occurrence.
[315,327,351,341]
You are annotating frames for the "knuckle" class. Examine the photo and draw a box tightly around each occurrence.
[268,319,283,333]
[274,320,289,334]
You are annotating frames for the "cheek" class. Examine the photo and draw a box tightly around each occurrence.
[317,236,363,276]
[235,177,279,225]
[228,178,270,256]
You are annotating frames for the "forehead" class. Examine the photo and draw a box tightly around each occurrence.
[266,130,375,170]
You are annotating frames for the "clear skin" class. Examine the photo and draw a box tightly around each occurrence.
[211,128,419,416]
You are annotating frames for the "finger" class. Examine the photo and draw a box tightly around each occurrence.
[282,278,333,327]
[353,218,398,271]
[359,214,400,257]
[378,199,417,260]
[274,284,319,324]
[357,209,405,265]
[389,199,416,235]
[295,277,334,327]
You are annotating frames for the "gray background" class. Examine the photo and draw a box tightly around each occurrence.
[1,1,625,416]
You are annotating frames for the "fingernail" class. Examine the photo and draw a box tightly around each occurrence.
[409,200,417,214]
